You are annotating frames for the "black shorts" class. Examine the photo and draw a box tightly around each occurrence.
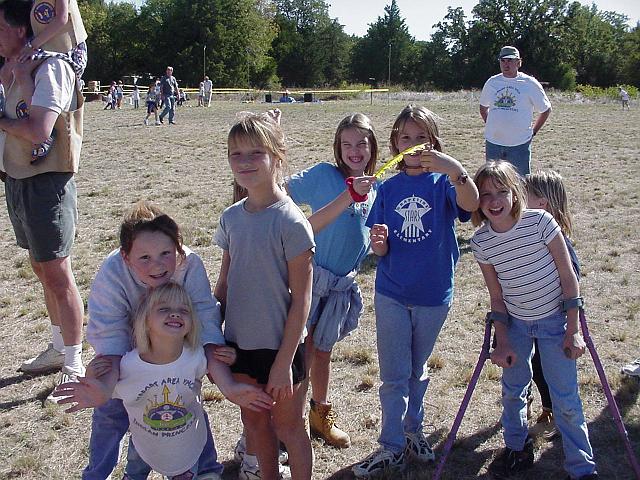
[228,342,306,386]
[146,101,156,114]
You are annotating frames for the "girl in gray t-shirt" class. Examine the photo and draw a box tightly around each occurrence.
[214,112,315,480]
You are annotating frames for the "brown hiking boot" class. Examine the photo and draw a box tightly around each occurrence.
[309,399,351,448]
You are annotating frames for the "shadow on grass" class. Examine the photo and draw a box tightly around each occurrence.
[0,372,42,389]
[534,374,640,479]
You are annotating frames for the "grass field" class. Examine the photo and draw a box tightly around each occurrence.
[1,94,639,479]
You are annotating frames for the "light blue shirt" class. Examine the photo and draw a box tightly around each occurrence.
[287,162,376,276]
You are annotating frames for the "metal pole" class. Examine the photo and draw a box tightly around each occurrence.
[203,45,206,80]
[387,43,391,105]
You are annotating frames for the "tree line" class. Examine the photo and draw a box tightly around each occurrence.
[80,0,639,90]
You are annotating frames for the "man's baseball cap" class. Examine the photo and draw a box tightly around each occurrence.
[498,46,520,59]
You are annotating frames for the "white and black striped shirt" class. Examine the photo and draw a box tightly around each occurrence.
[471,209,562,321]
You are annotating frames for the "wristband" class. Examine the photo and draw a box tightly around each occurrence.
[561,296,584,312]
[486,311,510,326]
[345,177,368,202]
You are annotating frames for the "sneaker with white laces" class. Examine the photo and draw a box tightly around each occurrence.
[621,358,640,377]
[234,434,288,465]
[19,343,64,374]
[45,366,84,405]
[352,448,405,478]
[405,430,435,462]
[238,454,291,480]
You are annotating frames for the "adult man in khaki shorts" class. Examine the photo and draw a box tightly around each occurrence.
[0,0,84,403]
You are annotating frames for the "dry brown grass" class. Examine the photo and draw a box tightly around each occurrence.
[1,94,639,479]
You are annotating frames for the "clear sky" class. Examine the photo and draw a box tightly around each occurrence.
[118,0,639,41]
[326,0,640,41]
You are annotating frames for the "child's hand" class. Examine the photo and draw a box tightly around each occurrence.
[266,362,293,403]
[212,345,236,366]
[267,108,282,125]
[351,176,376,196]
[224,382,274,412]
[86,356,112,378]
[18,43,36,63]
[563,332,586,360]
[52,376,112,413]
[420,150,463,178]
[490,343,516,368]
[370,223,389,256]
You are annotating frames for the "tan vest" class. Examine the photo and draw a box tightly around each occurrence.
[31,0,88,53]
[2,64,84,180]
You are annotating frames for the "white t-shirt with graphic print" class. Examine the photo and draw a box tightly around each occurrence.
[480,72,551,147]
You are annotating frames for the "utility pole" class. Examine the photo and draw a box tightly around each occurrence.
[388,42,392,105]
[203,45,207,80]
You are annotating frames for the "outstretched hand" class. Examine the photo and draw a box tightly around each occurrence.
[51,376,112,413]
[223,382,274,412]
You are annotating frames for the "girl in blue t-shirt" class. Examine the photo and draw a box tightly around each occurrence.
[353,104,479,478]
[286,113,378,449]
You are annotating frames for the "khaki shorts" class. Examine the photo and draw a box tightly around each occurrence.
[5,172,77,262]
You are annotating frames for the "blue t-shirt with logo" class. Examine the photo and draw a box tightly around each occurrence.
[287,162,376,276]
[365,171,470,306]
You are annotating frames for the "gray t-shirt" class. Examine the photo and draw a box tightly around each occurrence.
[214,196,315,350]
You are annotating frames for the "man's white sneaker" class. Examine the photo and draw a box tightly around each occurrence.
[234,434,288,465]
[352,448,405,478]
[45,366,83,405]
[405,430,435,462]
[621,358,640,377]
[238,454,291,480]
[19,343,64,374]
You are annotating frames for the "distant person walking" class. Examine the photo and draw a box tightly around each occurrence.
[479,45,551,176]
[619,87,630,110]
[203,75,212,107]
[159,66,178,124]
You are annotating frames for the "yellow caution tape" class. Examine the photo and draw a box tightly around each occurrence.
[374,143,429,178]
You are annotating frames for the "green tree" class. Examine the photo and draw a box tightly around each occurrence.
[620,25,640,86]
[564,2,628,86]
[270,0,350,86]
[349,0,415,86]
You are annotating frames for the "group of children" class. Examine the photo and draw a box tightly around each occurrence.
[48,102,599,480]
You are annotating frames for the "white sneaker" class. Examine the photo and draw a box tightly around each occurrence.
[405,430,435,462]
[239,455,291,480]
[198,473,222,480]
[144,119,148,126]
[352,448,405,478]
[155,121,161,126]
[621,358,640,377]
[45,366,84,405]
[19,343,64,374]
[234,434,288,465]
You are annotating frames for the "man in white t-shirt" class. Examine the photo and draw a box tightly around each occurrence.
[0,0,85,403]
[203,75,213,107]
[479,46,552,175]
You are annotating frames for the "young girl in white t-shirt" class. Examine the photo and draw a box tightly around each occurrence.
[56,282,222,479]
[214,112,315,480]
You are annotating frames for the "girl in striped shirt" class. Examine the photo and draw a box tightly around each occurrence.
[470,161,597,480]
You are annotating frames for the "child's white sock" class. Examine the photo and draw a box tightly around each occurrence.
[51,325,64,353]
[64,344,84,375]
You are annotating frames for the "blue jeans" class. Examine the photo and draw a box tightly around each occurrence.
[83,399,223,479]
[160,95,176,123]
[485,139,532,176]
[374,292,449,453]
[502,312,596,477]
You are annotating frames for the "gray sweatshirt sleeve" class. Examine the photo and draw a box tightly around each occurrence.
[86,251,140,356]
[182,251,225,346]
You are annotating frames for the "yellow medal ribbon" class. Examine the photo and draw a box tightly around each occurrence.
[373,143,429,178]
